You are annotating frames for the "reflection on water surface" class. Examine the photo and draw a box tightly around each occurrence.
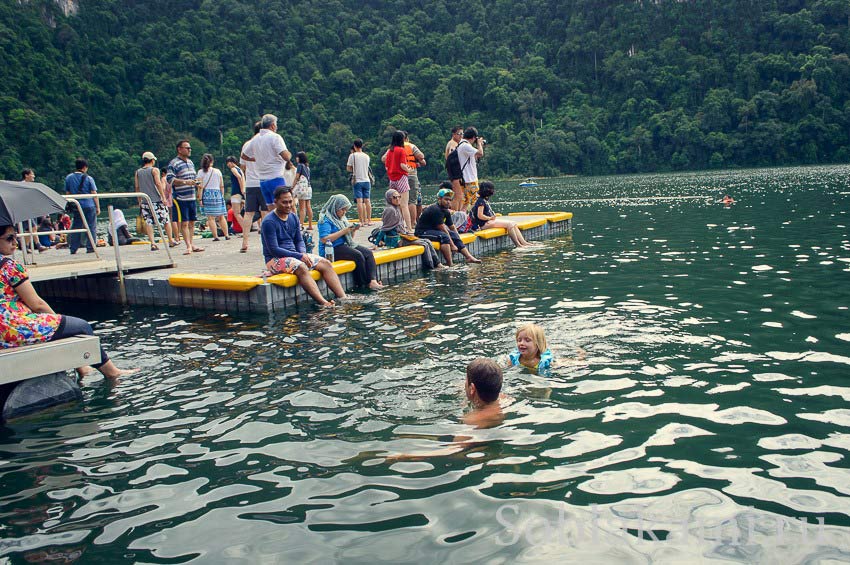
[2,166,850,562]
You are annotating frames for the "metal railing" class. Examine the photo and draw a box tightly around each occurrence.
[17,192,175,304]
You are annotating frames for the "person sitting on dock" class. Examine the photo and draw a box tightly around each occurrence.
[0,225,136,378]
[107,209,140,246]
[318,194,383,291]
[414,184,481,267]
[261,187,347,307]
[381,189,441,270]
[471,181,537,248]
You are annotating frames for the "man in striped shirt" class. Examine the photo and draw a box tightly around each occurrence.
[166,139,203,255]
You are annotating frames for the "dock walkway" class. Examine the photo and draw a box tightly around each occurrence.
[33,212,572,314]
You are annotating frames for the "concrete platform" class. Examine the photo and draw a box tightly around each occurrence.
[33,213,572,314]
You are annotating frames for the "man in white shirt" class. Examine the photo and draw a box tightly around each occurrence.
[453,127,485,212]
[346,138,373,225]
[238,121,263,252]
[244,114,292,211]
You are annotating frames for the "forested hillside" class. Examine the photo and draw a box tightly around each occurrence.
[1,0,848,191]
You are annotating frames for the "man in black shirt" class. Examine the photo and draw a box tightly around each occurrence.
[414,185,482,266]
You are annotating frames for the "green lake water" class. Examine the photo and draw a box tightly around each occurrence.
[2,165,850,563]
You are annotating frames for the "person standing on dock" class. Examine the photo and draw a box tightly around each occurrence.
[261,187,347,307]
[243,114,291,212]
[414,185,481,267]
[166,140,203,255]
[381,131,413,231]
[64,158,100,255]
[454,127,485,212]
[444,126,463,160]
[134,152,172,250]
[445,126,463,205]
[238,121,262,253]
[347,138,372,226]
[403,132,426,224]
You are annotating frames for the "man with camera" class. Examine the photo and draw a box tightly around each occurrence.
[452,127,485,212]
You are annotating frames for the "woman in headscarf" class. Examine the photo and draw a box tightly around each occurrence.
[318,194,383,290]
[381,189,441,270]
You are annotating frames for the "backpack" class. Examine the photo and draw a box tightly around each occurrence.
[368,227,400,249]
[445,140,470,181]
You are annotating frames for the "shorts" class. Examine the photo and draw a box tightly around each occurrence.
[244,185,266,213]
[389,175,410,194]
[230,194,243,205]
[352,181,371,200]
[175,199,197,222]
[260,177,287,206]
[462,180,480,210]
[266,253,325,274]
[140,201,169,227]
[408,173,421,203]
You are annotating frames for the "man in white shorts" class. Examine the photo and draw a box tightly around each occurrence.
[238,121,262,252]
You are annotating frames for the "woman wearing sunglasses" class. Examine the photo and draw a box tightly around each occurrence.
[0,225,136,378]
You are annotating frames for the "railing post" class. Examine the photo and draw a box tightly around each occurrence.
[107,204,127,305]
[66,198,100,258]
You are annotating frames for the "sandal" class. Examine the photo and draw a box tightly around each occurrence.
[192,247,204,252]
[225,236,231,240]
[240,247,248,253]
[168,241,179,248]
[150,244,159,251]
[212,238,220,242]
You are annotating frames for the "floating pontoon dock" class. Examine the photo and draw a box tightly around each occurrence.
[33,212,572,314]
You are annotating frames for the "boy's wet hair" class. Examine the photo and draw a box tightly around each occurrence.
[467,358,503,402]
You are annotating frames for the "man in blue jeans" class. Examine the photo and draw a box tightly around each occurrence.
[414,185,481,267]
[64,158,100,254]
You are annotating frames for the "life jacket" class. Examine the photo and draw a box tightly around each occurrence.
[508,348,554,371]
[404,142,418,170]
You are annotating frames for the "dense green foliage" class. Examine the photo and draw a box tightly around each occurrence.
[1,0,849,191]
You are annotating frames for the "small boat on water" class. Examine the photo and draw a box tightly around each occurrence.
[519,178,539,187]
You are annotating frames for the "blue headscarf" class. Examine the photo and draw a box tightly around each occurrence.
[319,194,354,245]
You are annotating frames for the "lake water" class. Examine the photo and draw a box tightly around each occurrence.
[2,166,850,563]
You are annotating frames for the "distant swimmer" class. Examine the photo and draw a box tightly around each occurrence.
[721,195,735,206]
